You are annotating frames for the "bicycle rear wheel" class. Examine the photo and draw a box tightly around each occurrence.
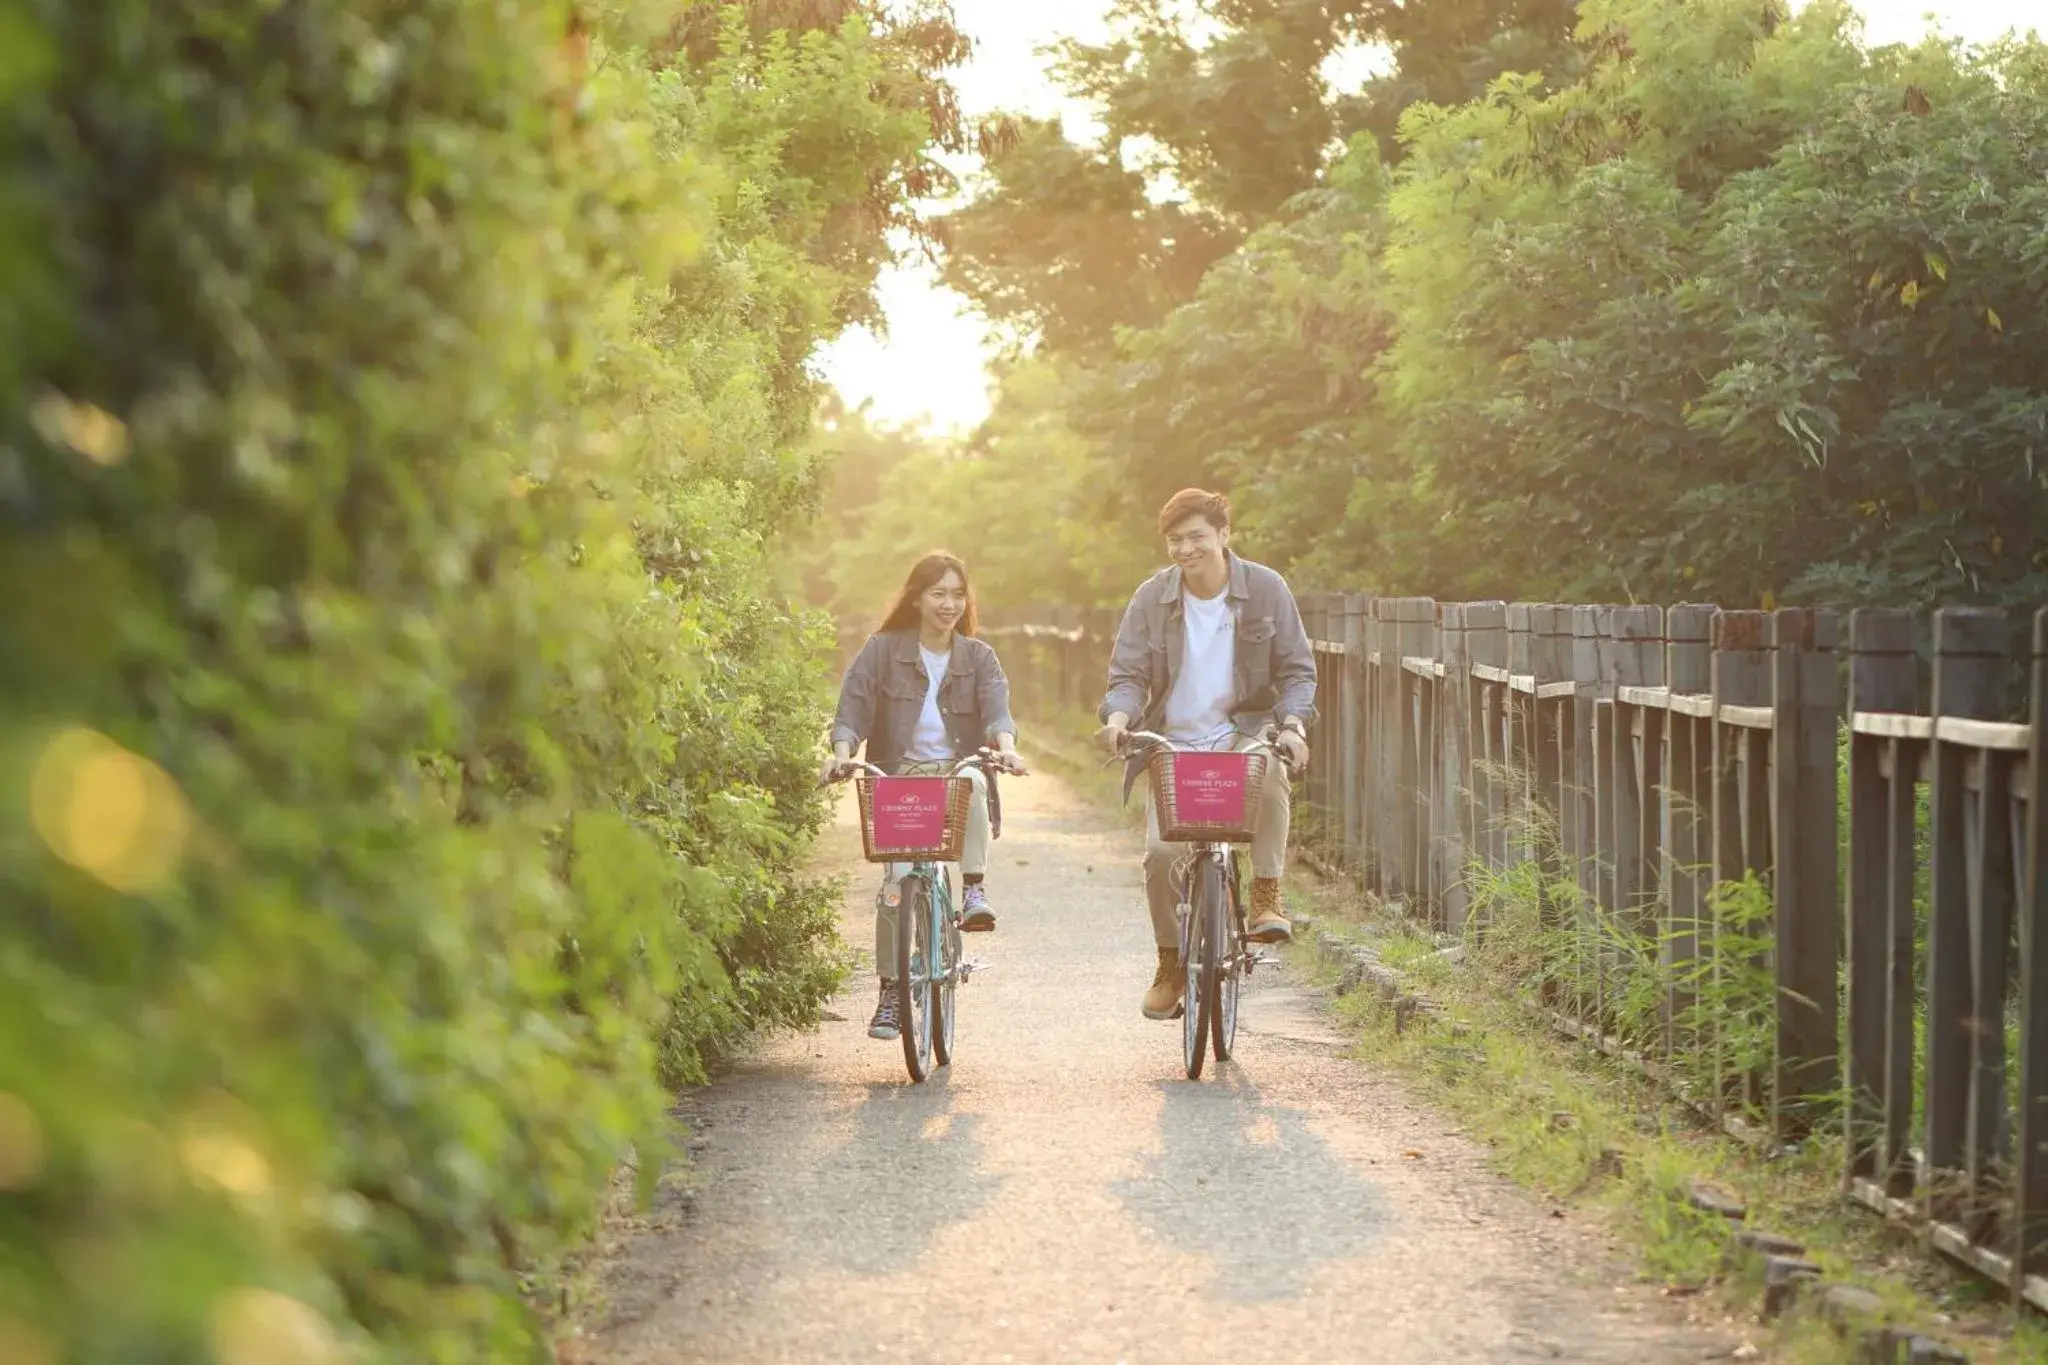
[897,875,935,1082]
[932,873,960,1067]
[1211,857,1241,1062]
[1183,855,1225,1080]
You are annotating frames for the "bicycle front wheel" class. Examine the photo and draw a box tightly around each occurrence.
[897,875,935,1082]
[1211,856,1241,1063]
[932,873,960,1067]
[1183,854,1225,1080]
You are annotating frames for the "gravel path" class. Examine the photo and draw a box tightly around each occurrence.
[582,771,1740,1364]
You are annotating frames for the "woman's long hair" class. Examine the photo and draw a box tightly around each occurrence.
[878,551,977,636]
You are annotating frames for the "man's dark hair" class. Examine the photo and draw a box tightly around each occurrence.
[1157,487,1230,536]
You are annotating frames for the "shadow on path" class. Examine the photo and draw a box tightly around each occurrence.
[1112,1071,1388,1302]
[697,1069,1005,1282]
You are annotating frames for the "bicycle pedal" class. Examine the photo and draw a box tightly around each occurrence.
[958,959,990,978]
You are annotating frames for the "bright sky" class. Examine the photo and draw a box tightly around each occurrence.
[812,0,2044,437]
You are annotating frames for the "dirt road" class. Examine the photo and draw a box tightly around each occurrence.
[583,771,1737,1364]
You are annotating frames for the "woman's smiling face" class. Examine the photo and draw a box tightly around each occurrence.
[918,569,968,637]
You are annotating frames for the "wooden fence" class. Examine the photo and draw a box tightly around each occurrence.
[883,599,2048,1309]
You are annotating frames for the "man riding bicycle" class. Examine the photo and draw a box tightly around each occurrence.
[1095,488,1316,1021]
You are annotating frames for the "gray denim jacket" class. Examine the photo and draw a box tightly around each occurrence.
[831,629,1018,772]
[1099,553,1318,736]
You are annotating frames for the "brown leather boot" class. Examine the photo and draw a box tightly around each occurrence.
[1246,878,1292,944]
[1141,946,1185,1020]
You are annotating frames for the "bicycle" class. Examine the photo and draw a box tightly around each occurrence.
[822,748,1023,1082]
[1116,729,1295,1080]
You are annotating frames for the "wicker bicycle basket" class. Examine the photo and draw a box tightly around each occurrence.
[1146,748,1270,844]
[854,775,974,863]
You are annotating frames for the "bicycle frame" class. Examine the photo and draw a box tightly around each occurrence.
[828,748,1017,1080]
[845,748,1003,930]
[1119,729,1293,1078]
[1127,728,1281,938]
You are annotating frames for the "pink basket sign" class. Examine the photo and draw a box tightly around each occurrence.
[1171,751,1250,828]
[869,776,951,853]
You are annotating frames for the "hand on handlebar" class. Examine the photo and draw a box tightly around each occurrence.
[819,755,858,785]
[1094,718,1129,755]
[988,749,1031,777]
[1273,726,1309,772]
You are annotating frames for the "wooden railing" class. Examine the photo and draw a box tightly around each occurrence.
[851,598,2048,1307]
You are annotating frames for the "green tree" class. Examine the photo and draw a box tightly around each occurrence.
[938,115,1237,357]
[937,0,1581,359]
[1355,0,2048,606]
[1067,148,1397,577]
[1346,0,1582,163]
[945,0,2048,614]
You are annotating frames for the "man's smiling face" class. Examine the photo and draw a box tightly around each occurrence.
[1166,514,1229,585]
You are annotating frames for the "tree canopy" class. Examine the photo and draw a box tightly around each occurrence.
[824,0,2048,617]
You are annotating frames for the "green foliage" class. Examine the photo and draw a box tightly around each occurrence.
[1069,148,1399,574]
[0,2,950,1360]
[1051,0,1363,221]
[1345,0,1583,164]
[938,115,1237,357]
[805,360,1150,616]
[936,0,1574,363]
[927,0,2048,613]
[1355,0,2048,607]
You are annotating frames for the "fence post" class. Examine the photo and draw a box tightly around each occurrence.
[1341,596,1368,869]
[1300,593,1326,819]
[1661,605,1716,1063]
[1845,609,1916,1189]
[1507,603,1538,872]
[1606,605,1664,923]
[1924,608,2008,1222]
[1770,608,1842,1139]
[1439,603,1473,932]
[1567,606,1606,1019]
[1052,604,1078,713]
[2016,608,2048,1294]
[1388,598,1437,911]
[1413,603,1445,915]
[1096,605,1122,703]
[1711,610,1770,1118]
[1530,605,1570,1004]
[1533,603,1571,826]
[1467,602,1510,880]
[1366,600,1390,897]
[1364,598,1385,894]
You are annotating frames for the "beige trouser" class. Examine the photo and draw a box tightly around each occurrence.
[1143,732,1292,949]
[875,763,989,978]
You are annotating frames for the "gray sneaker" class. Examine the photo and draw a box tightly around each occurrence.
[867,981,901,1040]
[960,884,995,932]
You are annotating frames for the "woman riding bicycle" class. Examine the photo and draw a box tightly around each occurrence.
[825,551,1025,1040]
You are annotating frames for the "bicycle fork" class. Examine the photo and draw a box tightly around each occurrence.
[1171,850,1279,977]
[877,868,990,985]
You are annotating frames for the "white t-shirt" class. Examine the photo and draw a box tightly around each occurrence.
[1162,588,1237,749]
[903,646,953,762]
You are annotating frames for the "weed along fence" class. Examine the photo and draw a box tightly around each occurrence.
[935,599,2048,1307]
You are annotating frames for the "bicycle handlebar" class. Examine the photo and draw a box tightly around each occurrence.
[818,747,1028,789]
[818,747,1027,843]
[1114,727,1300,777]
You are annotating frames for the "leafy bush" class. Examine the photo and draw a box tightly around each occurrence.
[0,3,951,1360]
